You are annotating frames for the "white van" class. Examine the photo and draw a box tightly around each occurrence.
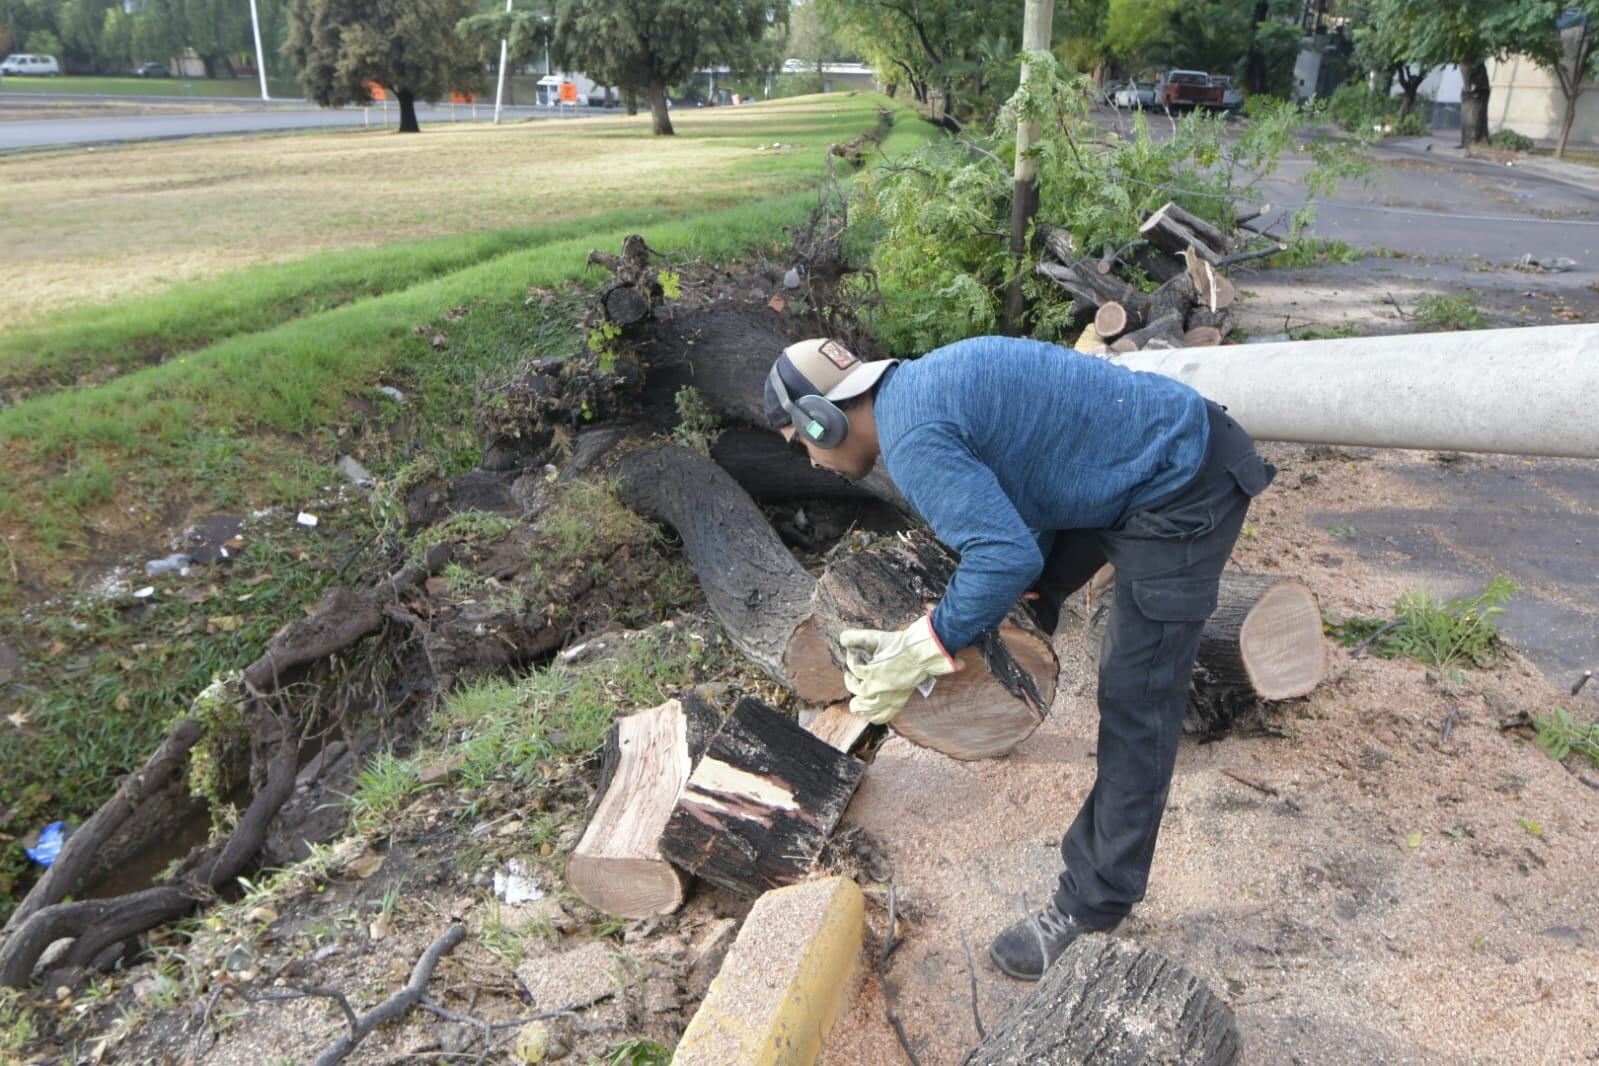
[0,54,62,76]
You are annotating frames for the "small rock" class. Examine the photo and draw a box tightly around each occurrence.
[224,946,254,972]
[144,553,191,577]
[312,943,343,961]
[133,586,156,599]
[370,912,395,941]
[511,1020,550,1063]
[782,267,802,289]
[433,1021,476,1054]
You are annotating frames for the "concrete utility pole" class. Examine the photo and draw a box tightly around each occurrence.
[1003,0,1056,334]
[1118,325,1599,459]
[247,0,270,101]
[494,0,513,124]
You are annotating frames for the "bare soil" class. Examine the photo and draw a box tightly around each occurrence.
[821,440,1599,1066]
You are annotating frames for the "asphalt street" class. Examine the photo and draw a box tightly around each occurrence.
[0,94,589,151]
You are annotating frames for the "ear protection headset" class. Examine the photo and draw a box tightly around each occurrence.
[766,362,851,449]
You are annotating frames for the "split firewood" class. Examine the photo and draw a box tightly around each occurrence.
[1185,248,1236,312]
[1094,300,1144,340]
[658,698,864,897]
[1073,321,1109,354]
[806,701,873,752]
[804,530,1059,760]
[964,934,1239,1066]
[1087,571,1326,736]
[567,693,722,918]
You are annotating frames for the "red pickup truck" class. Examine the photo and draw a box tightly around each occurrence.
[1154,69,1225,110]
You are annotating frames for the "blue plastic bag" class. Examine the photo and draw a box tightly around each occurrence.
[24,822,68,867]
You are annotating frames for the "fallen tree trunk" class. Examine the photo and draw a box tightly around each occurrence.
[658,698,863,897]
[1120,311,1187,352]
[1094,301,1143,340]
[708,430,878,502]
[567,693,722,918]
[1088,571,1325,737]
[964,934,1240,1066]
[612,443,827,693]
[808,531,1059,759]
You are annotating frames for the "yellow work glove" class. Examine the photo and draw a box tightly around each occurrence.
[839,615,962,725]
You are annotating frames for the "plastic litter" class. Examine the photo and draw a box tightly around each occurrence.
[377,385,407,404]
[296,512,319,528]
[494,859,545,905]
[145,553,191,577]
[24,822,69,867]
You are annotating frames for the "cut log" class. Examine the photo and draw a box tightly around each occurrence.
[600,284,651,328]
[567,693,722,918]
[1037,222,1077,265]
[1110,337,1139,354]
[1185,307,1234,337]
[1120,311,1187,352]
[1094,301,1143,340]
[1139,201,1233,265]
[658,698,864,897]
[804,531,1059,759]
[806,702,873,752]
[1184,326,1224,347]
[1087,571,1325,737]
[964,934,1240,1066]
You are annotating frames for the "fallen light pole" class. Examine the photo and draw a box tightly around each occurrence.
[1117,324,1599,459]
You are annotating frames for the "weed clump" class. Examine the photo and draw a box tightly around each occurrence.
[1414,292,1487,332]
[1329,575,1515,669]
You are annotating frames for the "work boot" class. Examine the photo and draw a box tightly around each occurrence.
[988,900,1119,981]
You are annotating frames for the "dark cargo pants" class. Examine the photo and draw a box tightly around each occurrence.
[1033,401,1275,926]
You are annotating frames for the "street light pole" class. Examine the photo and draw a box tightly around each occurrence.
[248,0,270,101]
[493,0,513,124]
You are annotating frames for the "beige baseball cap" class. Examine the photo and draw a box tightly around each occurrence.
[763,338,897,428]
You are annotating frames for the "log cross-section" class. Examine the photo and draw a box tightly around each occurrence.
[658,698,864,898]
[566,693,721,918]
[964,934,1240,1065]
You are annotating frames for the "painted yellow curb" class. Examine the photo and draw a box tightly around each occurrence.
[674,876,864,1066]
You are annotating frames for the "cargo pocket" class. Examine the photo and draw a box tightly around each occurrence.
[1130,575,1219,699]
[1227,452,1276,498]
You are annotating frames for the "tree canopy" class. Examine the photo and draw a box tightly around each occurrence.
[1483,1,1599,157]
[550,0,786,136]
[0,0,293,76]
[284,0,482,132]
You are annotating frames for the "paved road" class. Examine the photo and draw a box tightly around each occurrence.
[0,96,591,151]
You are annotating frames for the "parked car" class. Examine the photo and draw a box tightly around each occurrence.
[1112,81,1155,109]
[0,53,61,77]
[132,61,170,77]
[1153,69,1223,110]
[1208,74,1244,112]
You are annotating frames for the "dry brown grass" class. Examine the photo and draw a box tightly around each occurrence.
[0,95,870,323]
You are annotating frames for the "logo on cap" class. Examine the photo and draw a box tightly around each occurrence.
[818,339,857,371]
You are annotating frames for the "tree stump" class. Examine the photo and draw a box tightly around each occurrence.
[566,693,722,918]
[1088,571,1325,737]
[964,934,1240,1066]
[658,698,864,897]
[805,531,1059,759]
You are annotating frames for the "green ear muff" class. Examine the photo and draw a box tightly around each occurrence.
[768,363,850,449]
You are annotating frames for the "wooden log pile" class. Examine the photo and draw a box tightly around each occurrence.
[1035,201,1283,356]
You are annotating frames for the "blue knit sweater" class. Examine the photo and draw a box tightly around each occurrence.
[873,336,1209,652]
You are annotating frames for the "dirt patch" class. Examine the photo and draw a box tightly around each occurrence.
[821,441,1599,1065]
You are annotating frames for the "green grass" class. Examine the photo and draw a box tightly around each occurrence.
[1328,575,1515,669]
[1414,292,1488,331]
[0,75,301,97]
[1270,237,1367,268]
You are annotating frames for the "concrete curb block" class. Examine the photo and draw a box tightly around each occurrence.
[674,876,864,1065]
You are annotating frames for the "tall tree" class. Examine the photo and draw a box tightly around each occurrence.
[1360,0,1541,148]
[1485,1,1599,159]
[551,0,785,136]
[285,0,482,132]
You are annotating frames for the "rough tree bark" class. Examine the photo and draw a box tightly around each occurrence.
[1459,59,1490,148]
[964,934,1240,1066]
[647,79,674,135]
[397,88,420,133]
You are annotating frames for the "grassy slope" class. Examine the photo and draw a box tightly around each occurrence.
[0,96,880,325]
[0,96,926,910]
